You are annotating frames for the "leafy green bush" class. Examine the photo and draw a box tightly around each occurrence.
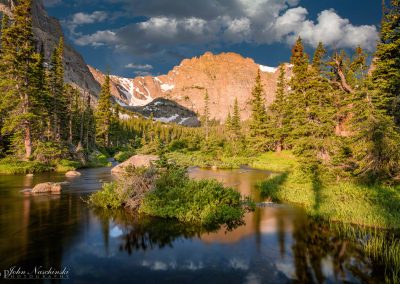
[88,166,158,210]
[86,151,111,167]
[114,149,135,162]
[89,164,253,228]
[54,159,80,172]
[88,183,122,210]
[139,166,251,227]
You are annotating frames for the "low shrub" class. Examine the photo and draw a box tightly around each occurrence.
[86,151,111,168]
[88,166,158,210]
[139,166,252,227]
[54,159,80,172]
[89,164,253,228]
[114,149,135,162]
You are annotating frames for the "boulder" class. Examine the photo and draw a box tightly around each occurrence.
[111,155,159,175]
[26,173,34,177]
[65,171,81,177]
[32,182,62,193]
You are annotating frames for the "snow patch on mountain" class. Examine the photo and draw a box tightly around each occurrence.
[161,83,175,92]
[119,113,131,120]
[111,75,153,106]
[155,114,179,123]
[259,65,278,73]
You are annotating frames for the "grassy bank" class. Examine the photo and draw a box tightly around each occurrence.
[166,151,251,169]
[88,165,254,228]
[256,152,400,229]
[0,159,53,175]
[0,151,112,175]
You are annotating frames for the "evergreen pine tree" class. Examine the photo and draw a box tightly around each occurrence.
[372,0,400,124]
[0,0,36,159]
[202,90,210,140]
[312,42,326,72]
[268,64,288,152]
[225,111,232,133]
[49,38,65,141]
[288,40,335,169]
[95,74,112,147]
[249,70,268,151]
[231,97,241,137]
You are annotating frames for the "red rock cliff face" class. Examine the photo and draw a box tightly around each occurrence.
[90,52,292,122]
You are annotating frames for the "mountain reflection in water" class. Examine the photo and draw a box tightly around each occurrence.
[0,167,388,283]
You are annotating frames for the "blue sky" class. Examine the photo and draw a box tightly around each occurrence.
[44,0,382,78]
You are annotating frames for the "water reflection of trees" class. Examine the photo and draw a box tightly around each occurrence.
[93,209,244,255]
[0,193,87,278]
[290,215,388,283]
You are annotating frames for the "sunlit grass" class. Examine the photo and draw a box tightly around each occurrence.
[250,151,297,172]
[166,151,251,169]
[0,158,52,175]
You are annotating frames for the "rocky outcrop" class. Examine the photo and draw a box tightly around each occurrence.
[32,182,62,193]
[111,155,159,175]
[0,0,100,100]
[90,52,292,123]
[128,98,200,127]
[65,171,81,177]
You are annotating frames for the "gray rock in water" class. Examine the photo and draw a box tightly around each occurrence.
[111,155,159,175]
[65,171,81,177]
[32,182,62,194]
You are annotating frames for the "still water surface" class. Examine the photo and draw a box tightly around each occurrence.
[0,167,387,283]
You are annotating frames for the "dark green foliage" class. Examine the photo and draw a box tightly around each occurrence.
[249,70,268,151]
[372,0,400,122]
[89,164,252,227]
[287,40,336,170]
[267,64,289,152]
[95,74,112,147]
[0,0,36,159]
[140,166,250,227]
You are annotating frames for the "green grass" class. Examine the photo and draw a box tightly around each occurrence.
[0,159,53,175]
[85,152,111,168]
[166,151,251,169]
[54,159,80,172]
[329,223,400,283]
[114,149,135,162]
[250,151,298,172]
[257,152,400,229]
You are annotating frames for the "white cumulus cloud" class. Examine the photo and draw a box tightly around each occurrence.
[71,0,378,55]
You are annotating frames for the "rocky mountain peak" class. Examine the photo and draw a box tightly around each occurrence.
[91,51,291,124]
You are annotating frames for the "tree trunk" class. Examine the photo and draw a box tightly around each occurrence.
[276,141,282,153]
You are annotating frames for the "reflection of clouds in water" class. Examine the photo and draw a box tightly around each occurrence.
[244,272,262,284]
[109,226,123,238]
[321,256,334,278]
[229,258,249,270]
[275,261,296,280]
[141,260,205,271]
[182,261,204,271]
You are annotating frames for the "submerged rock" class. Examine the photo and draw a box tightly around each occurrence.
[32,182,62,193]
[21,188,32,195]
[65,171,81,177]
[111,155,159,175]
